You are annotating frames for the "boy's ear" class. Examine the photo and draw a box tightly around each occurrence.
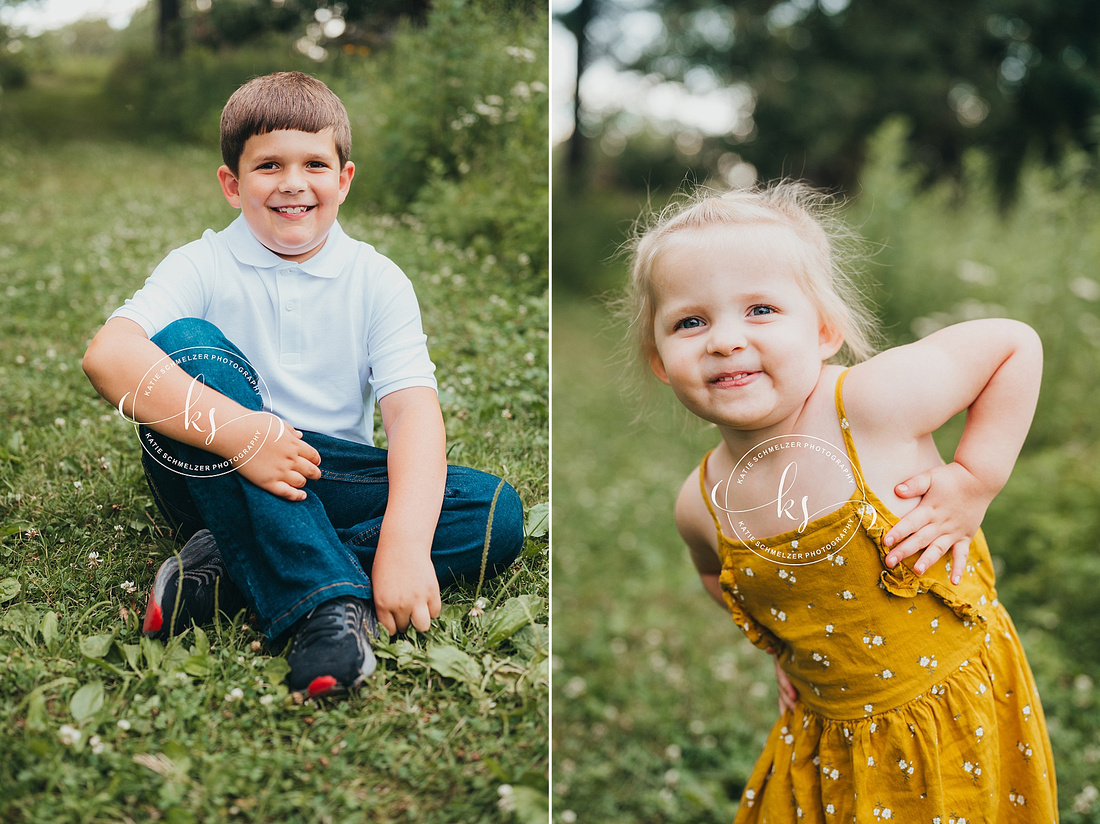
[818,321,845,360]
[648,347,672,385]
[337,160,355,204]
[217,165,242,208]
[338,160,356,204]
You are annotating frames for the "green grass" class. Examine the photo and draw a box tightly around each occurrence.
[551,123,1100,823]
[0,132,547,823]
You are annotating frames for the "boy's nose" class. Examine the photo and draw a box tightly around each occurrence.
[280,170,306,194]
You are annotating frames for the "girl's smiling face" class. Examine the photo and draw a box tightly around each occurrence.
[217,128,354,263]
[647,222,843,434]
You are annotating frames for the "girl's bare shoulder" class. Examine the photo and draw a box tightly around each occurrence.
[674,459,720,554]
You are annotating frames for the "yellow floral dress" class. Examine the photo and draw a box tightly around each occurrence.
[700,370,1057,823]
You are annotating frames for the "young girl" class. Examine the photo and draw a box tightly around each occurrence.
[629,183,1057,821]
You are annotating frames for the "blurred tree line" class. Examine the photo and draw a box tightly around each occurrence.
[0,0,548,280]
[559,0,1100,200]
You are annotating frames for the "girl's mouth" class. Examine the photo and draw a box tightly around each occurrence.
[712,371,759,387]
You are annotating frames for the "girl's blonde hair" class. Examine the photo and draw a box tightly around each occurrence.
[626,181,880,367]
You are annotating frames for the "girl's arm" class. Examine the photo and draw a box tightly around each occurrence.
[674,470,727,608]
[845,319,1042,579]
[675,472,799,712]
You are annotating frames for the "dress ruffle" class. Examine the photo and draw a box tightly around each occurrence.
[735,608,1057,823]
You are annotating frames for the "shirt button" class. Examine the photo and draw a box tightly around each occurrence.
[285,302,295,311]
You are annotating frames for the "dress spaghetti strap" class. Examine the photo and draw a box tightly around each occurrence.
[697,449,726,537]
[832,368,868,480]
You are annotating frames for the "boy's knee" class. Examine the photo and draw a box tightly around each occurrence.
[485,479,525,570]
[151,317,228,353]
[150,318,260,408]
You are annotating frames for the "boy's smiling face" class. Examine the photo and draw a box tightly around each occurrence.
[217,128,354,263]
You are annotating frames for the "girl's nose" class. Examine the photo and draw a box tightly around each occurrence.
[707,323,746,356]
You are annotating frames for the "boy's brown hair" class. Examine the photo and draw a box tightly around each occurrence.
[219,71,352,174]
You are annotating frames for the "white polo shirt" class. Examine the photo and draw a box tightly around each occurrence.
[111,214,437,446]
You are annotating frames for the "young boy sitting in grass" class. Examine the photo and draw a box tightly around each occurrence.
[82,71,524,698]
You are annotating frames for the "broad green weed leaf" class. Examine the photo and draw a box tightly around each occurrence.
[80,633,115,658]
[512,785,550,824]
[483,595,544,647]
[1,604,39,645]
[70,681,105,721]
[523,501,548,539]
[0,577,20,602]
[141,636,164,671]
[191,626,209,656]
[117,642,143,671]
[426,643,481,686]
[39,611,58,649]
[0,522,33,539]
[181,654,212,677]
[262,656,290,685]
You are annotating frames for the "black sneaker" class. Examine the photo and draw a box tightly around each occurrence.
[286,597,378,698]
[142,529,248,640]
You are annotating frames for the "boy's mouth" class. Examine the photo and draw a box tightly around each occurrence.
[273,205,314,215]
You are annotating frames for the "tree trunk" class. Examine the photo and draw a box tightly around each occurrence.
[157,0,184,58]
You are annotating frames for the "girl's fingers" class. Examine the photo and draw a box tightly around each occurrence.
[883,510,932,553]
[884,524,934,566]
[913,538,951,575]
[949,539,971,585]
[895,471,931,499]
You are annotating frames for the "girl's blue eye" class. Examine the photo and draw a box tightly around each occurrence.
[675,317,704,330]
[749,305,777,317]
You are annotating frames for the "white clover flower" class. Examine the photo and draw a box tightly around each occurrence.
[225,687,244,702]
[89,735,104,754]
[260,694,275,706]
[497,784,516,812]
[58,724,81,746]
[87,551,102,568]
[73,481,83,489]
[468,597,487,618]
[121,581,136,594]
[117,719,131,731]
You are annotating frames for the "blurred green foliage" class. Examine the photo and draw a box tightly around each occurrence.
[566,0,1100,199]
[552,121,1100,821]
[341,0,549,281]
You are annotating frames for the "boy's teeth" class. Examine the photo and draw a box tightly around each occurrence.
[278,206,307,214]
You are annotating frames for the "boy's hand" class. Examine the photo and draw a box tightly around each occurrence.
[882,462,994,584]
[231,414,321,501]
[371,549,442,635]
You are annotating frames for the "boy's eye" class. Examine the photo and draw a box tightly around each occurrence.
[307,161,329,169]
[749,305,777,317]
[674,317,704,330]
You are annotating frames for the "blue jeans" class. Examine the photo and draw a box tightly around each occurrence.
[139,318,524,640]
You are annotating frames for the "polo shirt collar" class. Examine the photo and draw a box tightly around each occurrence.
[225,213,347,278]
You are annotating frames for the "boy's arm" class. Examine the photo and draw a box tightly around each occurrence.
[82,317,321,500]
[846,319,1043,579]
[371,386,446,635]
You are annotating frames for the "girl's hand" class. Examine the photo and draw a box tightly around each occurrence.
[767,649,798,713]
[882,462,994,585]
